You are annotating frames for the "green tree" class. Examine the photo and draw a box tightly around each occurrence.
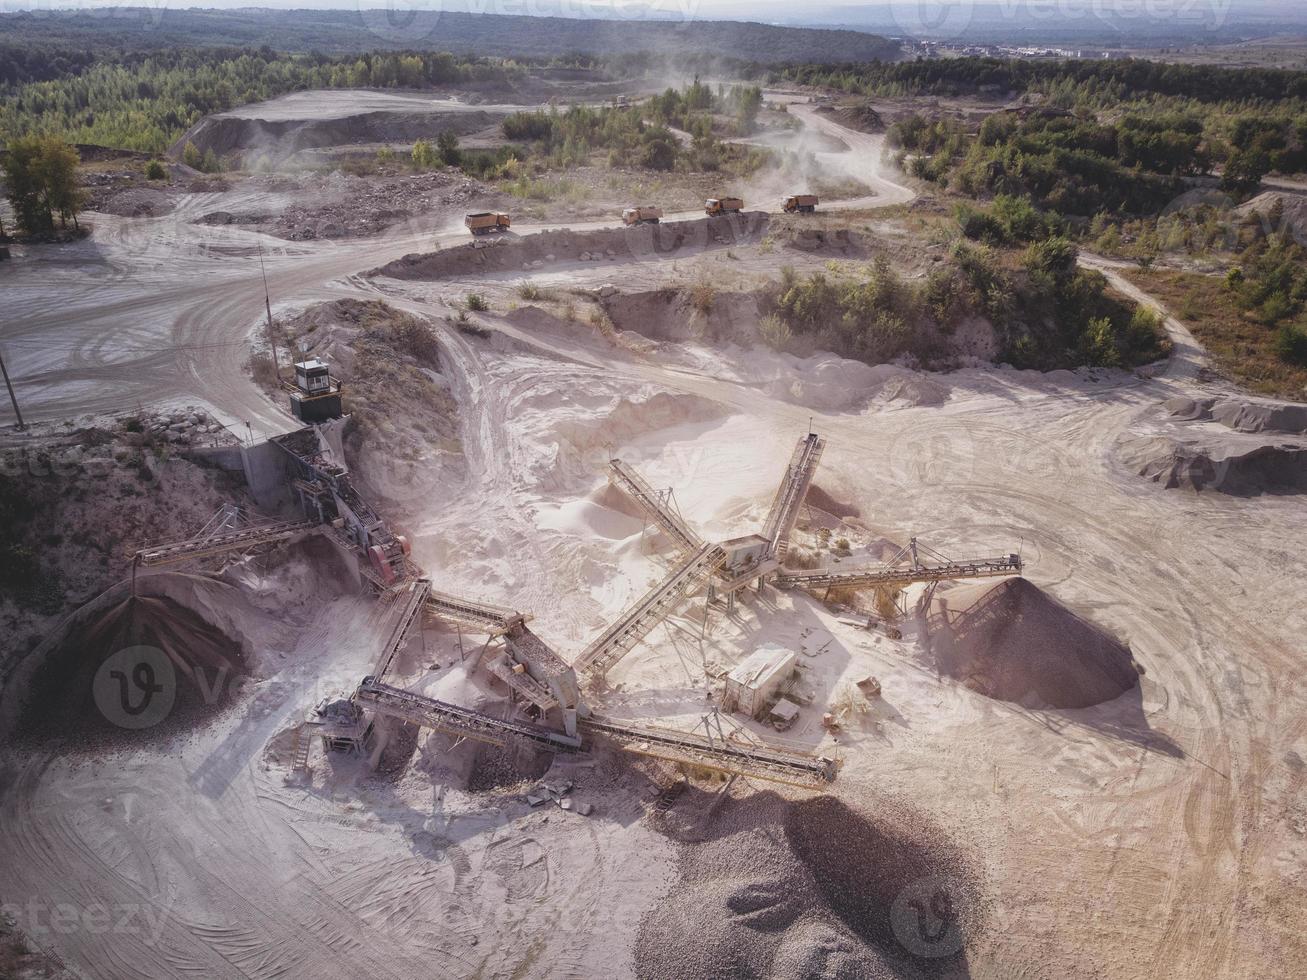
[182,141,203,169]
[411,138,437,169]
[436,131,461,166]
[145,159,167,180]
[1,135,86,234]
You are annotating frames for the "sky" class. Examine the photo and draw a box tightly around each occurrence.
[3,0,1304,33]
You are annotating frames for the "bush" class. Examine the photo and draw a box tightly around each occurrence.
[465,293,489,312]
[758,313,792,351]
[1274,323,1307,365]
[144,159,167,180]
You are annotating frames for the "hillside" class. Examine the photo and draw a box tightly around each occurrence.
[0,8,902,65]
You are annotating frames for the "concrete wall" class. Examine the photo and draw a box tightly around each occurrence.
[239,440,295,510]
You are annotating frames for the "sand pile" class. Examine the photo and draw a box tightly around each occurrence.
[924,578,1138,710]
[1165,395,1307,435]
[19,593,249,743]
[1121,435,1307,495]
[636,792,978,979]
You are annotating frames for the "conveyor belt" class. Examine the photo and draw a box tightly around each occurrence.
[580,717,838,789]
[761,434,825,561]
[355,678,581,750]
[574,543,726,679]
[608,459,703,556]
[372,579,432,680]
[135,519,314,566]
[426,588,525,634]
[776,554,1022,591]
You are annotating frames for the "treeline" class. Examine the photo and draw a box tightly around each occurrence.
[780,57,1307,105]
[0,41,98,87]
[499,80,767,173]
[770,242,1167,371]
[0,47,519,154]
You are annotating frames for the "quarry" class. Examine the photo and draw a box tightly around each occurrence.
[2,69,1306,980]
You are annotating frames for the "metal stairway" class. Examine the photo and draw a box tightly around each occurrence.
[760,433,825,562]
[608,459,703,557]
[289,725,313,775]
[573,543,727,680]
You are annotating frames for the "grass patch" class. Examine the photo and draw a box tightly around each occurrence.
[1125,268,1307,400]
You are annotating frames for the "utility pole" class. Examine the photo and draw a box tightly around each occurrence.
[0,346,26,431]
[258,245,281,381]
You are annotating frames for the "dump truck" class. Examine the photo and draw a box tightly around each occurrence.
[705,197,744,216]
[622,206,664,226]
[783,194,819,214]
[465,212,511,236]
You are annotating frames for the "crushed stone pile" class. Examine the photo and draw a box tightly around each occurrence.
[1121,434,1307,495]
[925,577,1139,710]
[20,594,249,743]
[1165,395,1307,435]
[636,792,978,980]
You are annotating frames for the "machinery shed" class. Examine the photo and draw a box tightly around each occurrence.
[722,644,798,720]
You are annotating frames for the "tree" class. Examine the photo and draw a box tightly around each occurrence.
[145,159,167,180]
[411,139,437,169]
[436,131,461,166]
[0,135,86,234]
[182,141,203,170]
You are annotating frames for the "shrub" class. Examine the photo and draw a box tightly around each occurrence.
[1274,323,1307,366]
[758,313,792,351]
[144,159,167,180]
[465,293,489,312]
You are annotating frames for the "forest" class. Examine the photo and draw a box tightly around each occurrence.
[0,47,519,154]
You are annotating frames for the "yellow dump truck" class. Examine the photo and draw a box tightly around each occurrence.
[465,212,512,236]
[622,206,664,226]
[783,194,819,214]
[705,197,744,216]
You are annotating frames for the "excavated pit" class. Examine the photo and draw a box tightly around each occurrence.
[18,592,250,745]
[924,577,1139,710]
[636,791,978,980]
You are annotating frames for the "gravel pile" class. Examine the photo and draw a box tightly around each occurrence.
[19,594,249,745]
[635,792,979,979]
[273,171,480,240]
[926,577,1139,709]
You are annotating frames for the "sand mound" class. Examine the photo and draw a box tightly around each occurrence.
[601,288,768,346]
[636,792,977,979]
[371,213,770,280]
[19,593,250,743]
[1121,434,1307,495]
[1165,395,1307,435]
[925,578,1138,709]
[806,483,861,519]
[875,374,951,408]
